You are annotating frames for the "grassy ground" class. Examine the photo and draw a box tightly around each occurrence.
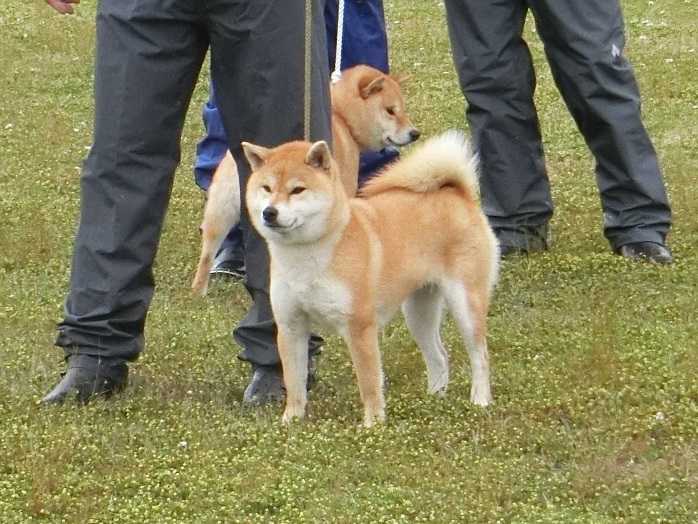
[1,0,696,522]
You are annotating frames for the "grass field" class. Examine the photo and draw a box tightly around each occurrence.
[1,0,697,522]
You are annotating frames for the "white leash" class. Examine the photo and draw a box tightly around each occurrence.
[330,0,345,84]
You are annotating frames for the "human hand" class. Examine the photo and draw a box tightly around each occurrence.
[45,0,80,14]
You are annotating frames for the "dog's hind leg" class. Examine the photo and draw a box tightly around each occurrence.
[345,319,385,427]
[402,285,449,395]
[192,223,228,296]
[441,281,492,407]
[191,152,241,296]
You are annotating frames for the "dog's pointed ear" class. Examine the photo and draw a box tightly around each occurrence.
[392,72,411,85]
[305,141,332,171]
[359,75,385,99]
[242,142,271,171]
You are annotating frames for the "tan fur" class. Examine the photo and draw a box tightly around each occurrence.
[244,132,499,427]
[191,151,241,296]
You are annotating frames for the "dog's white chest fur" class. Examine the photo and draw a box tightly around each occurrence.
[296,275,352,332]
[270,245,352,334]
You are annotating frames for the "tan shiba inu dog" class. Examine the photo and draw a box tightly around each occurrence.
[331,64,419,196]
[191,65,418,296]
[243,131,499,427]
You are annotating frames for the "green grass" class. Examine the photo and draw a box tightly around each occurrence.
[1,0,697,522]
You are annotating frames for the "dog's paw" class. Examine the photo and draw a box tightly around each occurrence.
[426,364,449,396]
[470,382,492,407]
[191,274,209,297]
[191,283,208,297]
[427,375,448,397]
[362,408,386,428]
[281,406,306,425]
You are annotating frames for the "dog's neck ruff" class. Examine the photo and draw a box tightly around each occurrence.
[269,223,345,278]
[332,106,361,148]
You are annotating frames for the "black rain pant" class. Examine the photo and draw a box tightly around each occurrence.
[444,0,671,250]
[56,0,331,365]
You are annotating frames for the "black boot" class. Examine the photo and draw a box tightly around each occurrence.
[616,241,673,264]
[242,364,285,406]
[495,225,550,260]
[499,244,529,259]
[242,354,319,406]
[41,355,128,405]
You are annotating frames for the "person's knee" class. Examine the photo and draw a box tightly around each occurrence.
[459,57,536,113]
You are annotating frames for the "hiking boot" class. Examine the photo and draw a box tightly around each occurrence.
[495,224,550,259]
[242,354,319,406]
[242,364,285,406]
[499,244,530,259]
[616,241,673,265]
[41,354,128,405]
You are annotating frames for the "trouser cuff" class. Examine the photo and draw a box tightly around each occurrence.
[493,224,550,252]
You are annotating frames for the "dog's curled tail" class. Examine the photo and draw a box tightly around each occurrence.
[359,130,479,200]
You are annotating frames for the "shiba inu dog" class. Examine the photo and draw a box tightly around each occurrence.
[243,131,499,427]
[331,64,419,195]
[191,65,418,296]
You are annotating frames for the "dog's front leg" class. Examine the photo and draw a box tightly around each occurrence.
[346,320,385,427]
[277,323,310,424]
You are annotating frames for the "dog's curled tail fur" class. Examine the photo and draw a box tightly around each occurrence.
[359,130,479,200]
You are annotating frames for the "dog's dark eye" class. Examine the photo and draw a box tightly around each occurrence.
[290,187,306,196]
[386,106,396,116]
[262,185,272,193]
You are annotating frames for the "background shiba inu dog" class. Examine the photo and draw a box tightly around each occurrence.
[191,65,417,296]
[243,131,500,427]
[331,64,419,196]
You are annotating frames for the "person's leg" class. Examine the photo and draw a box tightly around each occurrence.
[194,86,229,192]
[326,0,397,183]
[529,0,672,259]
[326,0,389,74]
[194,84,245,278]
[444,0,552,252]
[208,0,331,401]
[44,0,208,402]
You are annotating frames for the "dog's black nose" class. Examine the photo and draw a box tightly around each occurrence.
[409,129,421,142]
[263,206,278,223]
